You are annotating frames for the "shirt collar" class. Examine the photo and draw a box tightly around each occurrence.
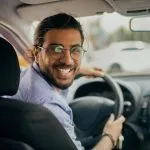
[32,62,69,98]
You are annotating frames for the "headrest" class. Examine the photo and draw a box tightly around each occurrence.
[0,37,20,96]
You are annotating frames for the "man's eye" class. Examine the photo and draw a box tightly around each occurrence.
[51,46,63,53]
[71,47,83,53]
[55,47,63,53]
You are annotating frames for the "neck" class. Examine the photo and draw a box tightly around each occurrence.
[55,87,61,92]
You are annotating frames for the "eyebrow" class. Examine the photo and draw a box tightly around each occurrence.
[47,43,82,48]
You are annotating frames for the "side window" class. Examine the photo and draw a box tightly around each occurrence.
[16,52,29,70]
[0,26,30,70]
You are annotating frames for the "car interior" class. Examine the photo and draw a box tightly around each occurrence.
[1,0,150,150]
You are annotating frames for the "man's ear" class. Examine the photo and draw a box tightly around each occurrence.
[33,48,39,63]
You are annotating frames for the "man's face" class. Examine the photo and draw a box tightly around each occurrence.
[35,28,82,89]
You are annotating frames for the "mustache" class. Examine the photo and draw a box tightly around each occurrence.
[53,63,74,69]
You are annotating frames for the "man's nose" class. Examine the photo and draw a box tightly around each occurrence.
[60,50,74,65]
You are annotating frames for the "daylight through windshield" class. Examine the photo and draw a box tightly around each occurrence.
[30,12,150,75]
[79,13,150,75]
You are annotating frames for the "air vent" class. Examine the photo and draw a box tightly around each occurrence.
[143,95,150,101]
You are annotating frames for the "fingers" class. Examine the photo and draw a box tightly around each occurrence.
[79,66,104,78]
[106,113,115,124]
[115,115,125,123]
[91,67,104,77]
[93,67,103,72]
[107,113,125,124]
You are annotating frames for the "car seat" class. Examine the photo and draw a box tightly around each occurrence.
[0,37,77,150]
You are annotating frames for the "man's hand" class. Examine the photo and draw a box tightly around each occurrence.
[92,114,125,150]
[79,66,104,78]
[102,114,125,146]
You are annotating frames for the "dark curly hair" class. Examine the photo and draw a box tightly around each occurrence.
[27,13,84,62]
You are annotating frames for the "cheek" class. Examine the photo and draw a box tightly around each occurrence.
[41,52,52,64]
[37,53,53,68]
[75,60,81,74]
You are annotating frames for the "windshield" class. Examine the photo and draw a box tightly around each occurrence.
[30,12,150,76]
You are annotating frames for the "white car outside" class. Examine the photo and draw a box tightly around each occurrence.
[89,41,150,73]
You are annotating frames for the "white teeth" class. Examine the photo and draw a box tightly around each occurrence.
[59,69,70,74]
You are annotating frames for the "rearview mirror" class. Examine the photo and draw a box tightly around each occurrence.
[130,16,150,31]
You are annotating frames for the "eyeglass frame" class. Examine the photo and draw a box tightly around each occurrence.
[36,44,87,60]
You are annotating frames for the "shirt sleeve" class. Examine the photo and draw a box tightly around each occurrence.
[43,102,85,150]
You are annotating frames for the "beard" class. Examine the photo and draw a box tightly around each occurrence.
[44,73,74,89]
[40,64,75,89]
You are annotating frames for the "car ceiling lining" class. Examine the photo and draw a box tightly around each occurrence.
[16,0,114,22]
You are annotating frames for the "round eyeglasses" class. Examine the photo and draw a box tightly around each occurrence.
[37,44,87,60]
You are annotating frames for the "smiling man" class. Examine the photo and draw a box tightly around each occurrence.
[35,28,83,89]
[11,13,125,150]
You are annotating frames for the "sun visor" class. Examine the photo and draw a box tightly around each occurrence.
[17,0,114,23]
[106,0,150,16]
[20,0,65,5]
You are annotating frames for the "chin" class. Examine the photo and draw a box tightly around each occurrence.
[55,79,73,89]
[55,83,71,89]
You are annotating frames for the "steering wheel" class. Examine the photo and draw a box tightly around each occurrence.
[102,74,124,118]
[69,74,124,148]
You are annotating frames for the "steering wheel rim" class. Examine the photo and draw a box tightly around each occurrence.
[70,74,124,119]
[102,74,124,118]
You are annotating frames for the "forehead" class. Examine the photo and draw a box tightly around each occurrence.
[43,28,82,46]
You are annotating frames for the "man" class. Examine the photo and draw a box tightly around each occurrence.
[11,13,125,150]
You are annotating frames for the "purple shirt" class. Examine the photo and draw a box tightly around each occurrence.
[11,63,84,150]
